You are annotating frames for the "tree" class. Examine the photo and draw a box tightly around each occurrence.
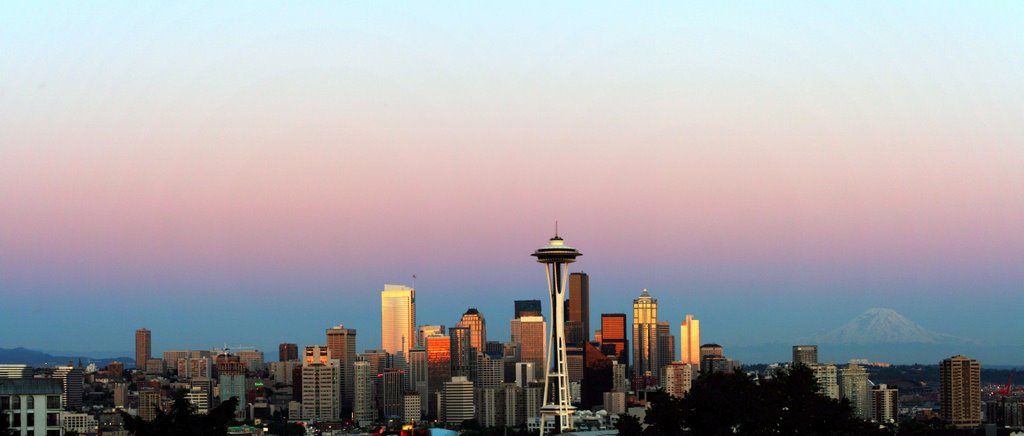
[615,413,643,436]
[121,396,239,436]
[650,366,881,435]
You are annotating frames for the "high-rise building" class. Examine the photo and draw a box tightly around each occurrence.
[326,325,357,410]
[53,365,83,410]
[407,347,428,393]
[871,384,899,423]
[185,385,210,414]
[378,368,404,420]
[0,364,33,379]
[305,345,329,364]
[353,361,375,426]
[566,272,590,345]
[656,322,675,374]
[793,345,818,366]
[162,350,189,374]
[425,335,452,418]
[661,362,693,398]
[441,376,475,425]
[135,328,151,370]
[839,363,870,419]
[381,284,416,356]
[456,308,487,352]
[403,392,422,423]
[279,343,298,362]
[217,355,247,419]
[301,357,341,422]
[600,313,628,365]
[514,300,542,319]
[811,364,839,399]
[940,355,981,428]
[417,325,446,347]
[449,327,473,379]
[699,343,725,374]
[237,350,264,374]
[510,315,546,380]
[679,314,700,365]
[138,389,162,422]
[581,342,612,409]
[476,352,504,390]
[611,361,628,393]
[632,289,658,388]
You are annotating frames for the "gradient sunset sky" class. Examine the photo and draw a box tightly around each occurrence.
[2,2,1022,363]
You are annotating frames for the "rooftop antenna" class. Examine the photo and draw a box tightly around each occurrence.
[555,220,559,237]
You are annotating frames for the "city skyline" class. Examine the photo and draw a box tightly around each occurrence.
[2,2,1023,364]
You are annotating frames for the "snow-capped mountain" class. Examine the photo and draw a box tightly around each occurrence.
[813,308,965,345]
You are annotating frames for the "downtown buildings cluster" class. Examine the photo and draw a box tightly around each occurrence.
[1,279,1008,435]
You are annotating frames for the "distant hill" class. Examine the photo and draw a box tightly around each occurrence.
[0,347,133,367]
[813,308,968,345]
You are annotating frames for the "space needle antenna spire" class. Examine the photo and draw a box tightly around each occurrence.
[531,230,581,435]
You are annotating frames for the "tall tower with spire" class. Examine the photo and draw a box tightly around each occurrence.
[632,289,659,389]
[531,231,581,435]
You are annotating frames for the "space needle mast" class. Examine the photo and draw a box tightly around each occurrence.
[531,226,581,435]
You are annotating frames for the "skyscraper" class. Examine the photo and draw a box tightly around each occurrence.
[940,355,981,428]
[679,314,700,365]
[656,321,675,374]
[456,308,487,352]
[53,365,84,410]
[510,315,546,380]
[566,272,590,345]
[839,363,870,419]
[441,376,475,425]
[381,284,416,356]
[600,313,628,365]
[514,300,542,319]
[425,334,451,418]
[793,345,818,366]
[326,325,357,410]
[135,328,151,369]
[279,343,298,362]
[449,326,472,379]
[417,325,445,347]
[353,361,375,426]
[632,289,658,388]
[301,356,341,422]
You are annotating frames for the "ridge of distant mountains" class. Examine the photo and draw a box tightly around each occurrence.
[0,347,133,367]
[730,308,1012,365]
[812,307,970,345]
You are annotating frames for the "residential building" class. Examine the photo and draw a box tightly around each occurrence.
[940,355,981,428]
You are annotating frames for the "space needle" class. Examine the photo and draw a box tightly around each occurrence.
[531,228,581,435]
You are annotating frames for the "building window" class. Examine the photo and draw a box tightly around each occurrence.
[11,396,19,409]
[11,412,20,427]
[46,395,60,409]
[26,396,34,409]
[0,395,9,410]
[48,430,62,436]
[47,412,59,426]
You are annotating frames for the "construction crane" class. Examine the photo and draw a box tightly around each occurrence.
[211,344,256,356]
[997,372,1014,397]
